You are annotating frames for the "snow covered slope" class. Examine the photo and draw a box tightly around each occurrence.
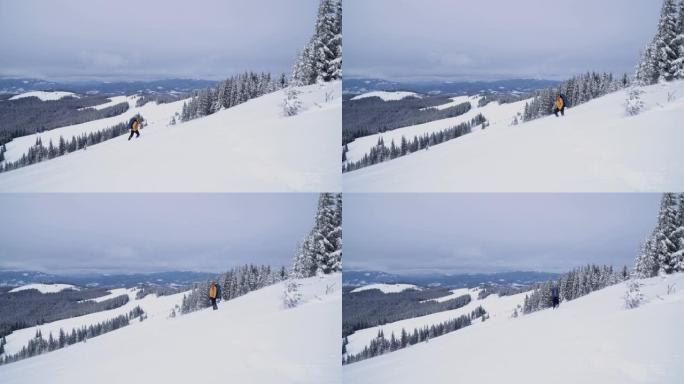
[345,287,526,357]
[351,91,420,101]
[9,91,77,101]
[344,95,528,165]
[344,80,684,192]
[344,273,684,384]
[0,274,342,384]
[0,81,341,192]
[350,283,421,294]
[8,283,78,294]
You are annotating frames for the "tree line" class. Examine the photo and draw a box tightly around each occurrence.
[0,306,145,365]
[0,289,130,338]
[343,306,486,364]
[343,96,473,145]
[0,95,129,146]
[522,72,630,122]
[0,117,140,174]
[343,288,473,338]
[180,265,289,314]
[180,72,288,122]
[522,265,629,314]
[343,114,486,173]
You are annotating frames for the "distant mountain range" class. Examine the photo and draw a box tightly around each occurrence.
[0,270,217,288]
[0,78,216,95]
[343,270,560,288]
[343,78,560,96]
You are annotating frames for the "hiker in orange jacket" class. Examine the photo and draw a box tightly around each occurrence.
[553,94,567,117]
[208,281,221,310]
[128,116,142,140]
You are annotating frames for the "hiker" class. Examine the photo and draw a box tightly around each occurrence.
[551,285,560,309]
[128,116,142,140]
[208,281,221,310]
[553,94,567,117]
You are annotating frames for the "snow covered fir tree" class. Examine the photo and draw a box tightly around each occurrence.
[634,193,684,277]
[291,0,342,86]
[635,0,684,84]
[290,193,343,278]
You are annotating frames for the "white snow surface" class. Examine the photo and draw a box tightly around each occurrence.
[8,91,77,101]
[351,91,421,101]
[8,283,78,294]
[0,81,341,192]
[344,80,684,192]
[350,283,421,294]
[0,273,342,384]
[344,273,684,384]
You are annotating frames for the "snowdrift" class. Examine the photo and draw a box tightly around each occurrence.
[0,274,342,384]
[0,81,341,192]
[344,273,684,384]
[344,80,684,192]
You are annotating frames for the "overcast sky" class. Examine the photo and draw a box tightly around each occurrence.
[344,194,661,274]
[345,0,660,81]
[0,194,317,274]
[0,0,317,81]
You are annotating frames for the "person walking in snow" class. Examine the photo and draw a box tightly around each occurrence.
[128,116,142,140]
[208,281,221,310]
[553,94,567,117]
[551,285,560,309]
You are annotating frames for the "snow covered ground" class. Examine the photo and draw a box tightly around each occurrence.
[0,81,341,192]
[8,91,77,101]
[79,288,136,303]
[0,273,342,384]
[344,80,684,192]
[8,283,78,294]
[350,283,421,294]
[351,91,421,101]
[344,273,684,384]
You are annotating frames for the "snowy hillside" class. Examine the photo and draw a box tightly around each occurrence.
[344,80,684,192]
[8,283,78,294]
[8,91,77,101]
[0,274,342,384]
[350,283,421,294]
[344,273,684,384]
[0,81,341,192]
[351,91,421,101]
[344,287,526,357]
[344,94,528,165]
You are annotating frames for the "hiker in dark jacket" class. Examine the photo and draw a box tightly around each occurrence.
[128,116,142,140]
[551,285,560,309]
[553,94,567,117]
[208,281,221,310]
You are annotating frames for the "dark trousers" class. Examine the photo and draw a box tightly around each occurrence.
[552,297,560,309]
[128,130,140,140]
[553,107,565,117]
[211,298,218,310]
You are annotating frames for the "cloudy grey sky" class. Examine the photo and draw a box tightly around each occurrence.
[0,194,317,274]
[0,0,317,81]
[345,194,661,274]
[345,0,660,81]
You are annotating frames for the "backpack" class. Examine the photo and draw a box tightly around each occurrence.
[559,94,568,108]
